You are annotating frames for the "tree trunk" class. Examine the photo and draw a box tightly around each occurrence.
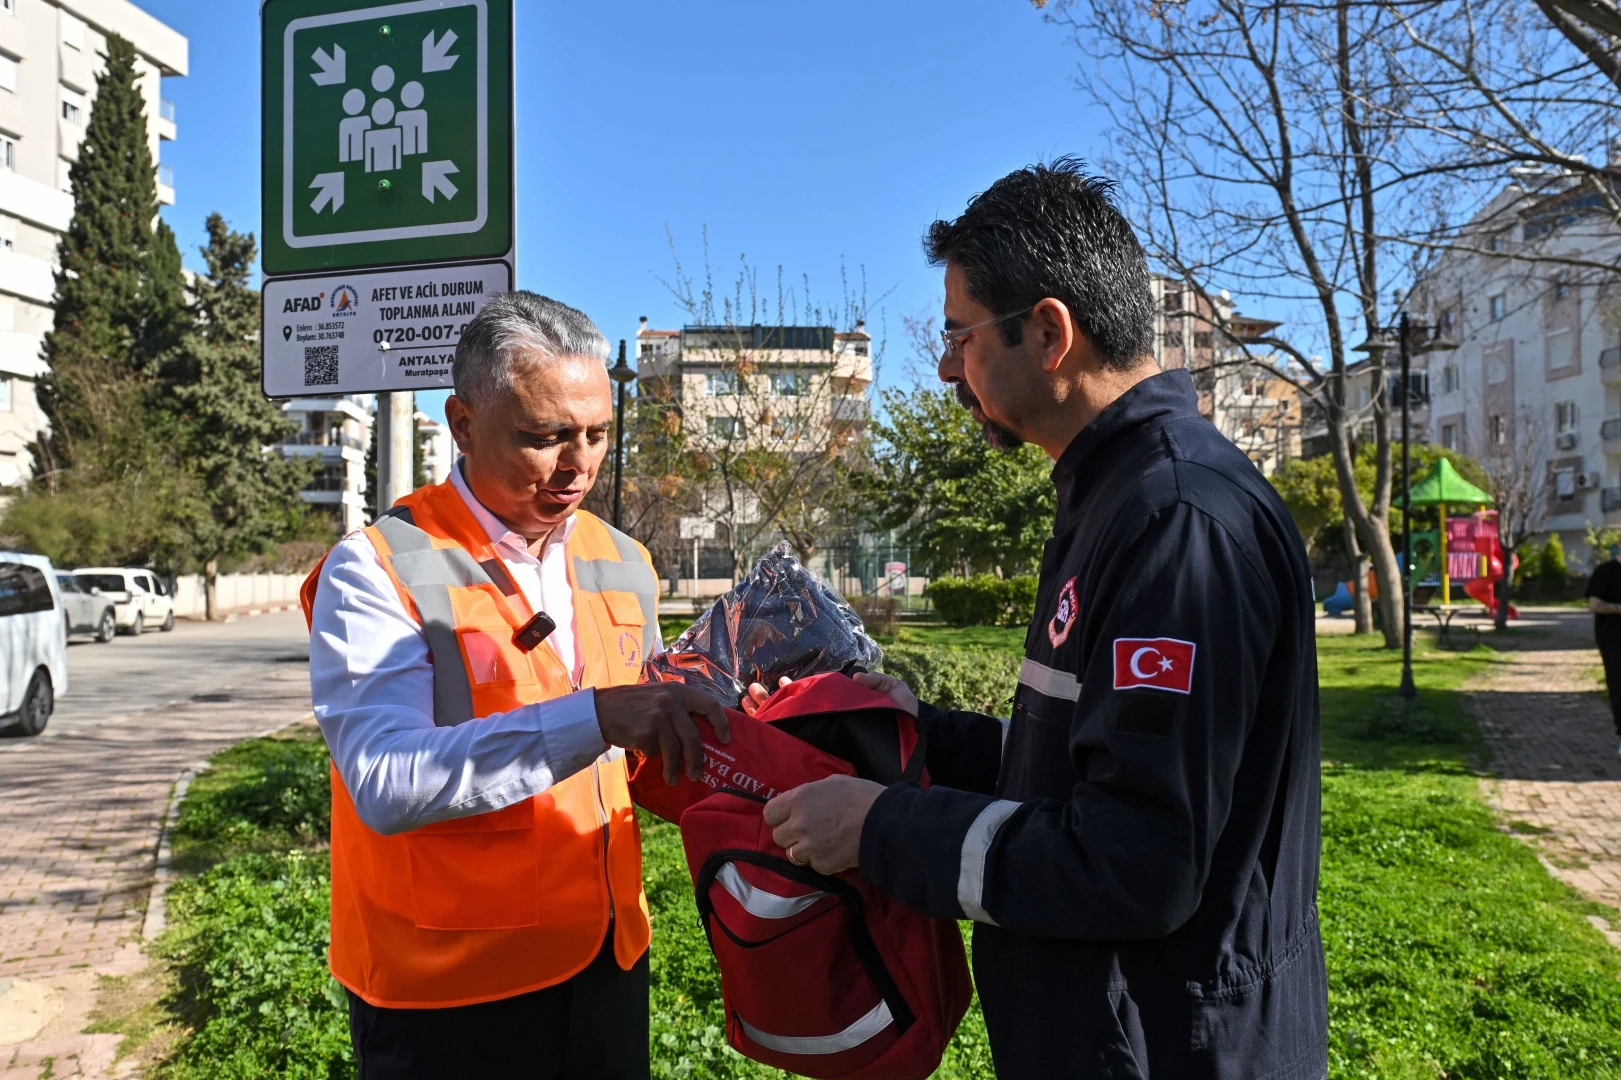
[1327,419,1403,646]
[1495,572,1511,632]
[204,555,218,622]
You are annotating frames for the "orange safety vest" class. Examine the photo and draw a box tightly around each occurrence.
[300,479,657,1009]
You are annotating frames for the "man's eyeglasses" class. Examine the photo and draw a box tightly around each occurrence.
[939,307,1034,359]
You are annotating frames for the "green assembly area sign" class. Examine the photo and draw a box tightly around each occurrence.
[261,0,512,276]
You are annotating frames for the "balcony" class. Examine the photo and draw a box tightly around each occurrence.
[1604,347,1621,385]
[831,396,869,423]
[156,163,174,205]
[1604,487,1621,514]
[160,98,176,123]
[283,429,363,451]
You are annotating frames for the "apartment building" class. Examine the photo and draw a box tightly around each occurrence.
[634,318,873,452]
[416,411,451,485]
[0,0,184,486]
[1412,175,1621,566]
[275,394,373,533]
[1149,275,1300,472]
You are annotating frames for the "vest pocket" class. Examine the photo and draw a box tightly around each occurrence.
[457,627,535,688]
[406,800,541,930]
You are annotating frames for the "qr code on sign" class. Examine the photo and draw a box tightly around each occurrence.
[303,345,339,386]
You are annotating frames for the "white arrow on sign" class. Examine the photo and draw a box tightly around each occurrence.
[310,45,346,85]
[421,160,459,202]
[309,172,345,213]
[422,29,459,72]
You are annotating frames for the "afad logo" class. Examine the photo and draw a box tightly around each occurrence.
[618,630,641,667]
[329,284,359,316]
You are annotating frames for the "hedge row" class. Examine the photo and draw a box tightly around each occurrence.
[923,575,1039,628]
[879,643,1022,715]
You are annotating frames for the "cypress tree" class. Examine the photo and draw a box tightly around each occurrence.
[168,215,313,618]
[37,33,184,478]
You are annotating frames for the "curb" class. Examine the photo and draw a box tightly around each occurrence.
[141,713,317,942]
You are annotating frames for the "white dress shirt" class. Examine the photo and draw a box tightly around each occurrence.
[309,461,611,836]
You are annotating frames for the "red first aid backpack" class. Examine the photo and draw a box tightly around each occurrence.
[629,674,973,1080]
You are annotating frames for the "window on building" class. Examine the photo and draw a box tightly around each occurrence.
[1442,363,1460,393]
[1163,289,1182,313]
[0,378,15,412]
[769,371,807,397]
[1193,331,1213,350]
[1489,294,1506,321]
[1161,328,1183,350]
[1547,327,1575,371]
[1487,234,1501,253]
[61,12,84,51]
[1357,386,1370,408]
[0,136,12,173]
[1556,400,1579,434]
[1553,274,1570,301]
[0,54,17,94]
[706,371,740,397]
[1555,468,1577,501]
[1490,413,1506,445]
[60,87,83,125]
[771,414,807,439]
[707,416,742,440]
[1441,423,1458,450]
[0,0,15,15]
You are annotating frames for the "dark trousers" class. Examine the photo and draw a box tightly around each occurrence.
[346,937,650,1080]
[1600,625,1621,737]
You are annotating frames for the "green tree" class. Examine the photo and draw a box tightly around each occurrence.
[164,215,314,618]
[863,383,1055,577]
[1539,532,1568,598]
[36,33,185,479]
[1271,444,1490,561]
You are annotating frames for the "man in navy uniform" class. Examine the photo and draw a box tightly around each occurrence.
[761,160,1326,1079]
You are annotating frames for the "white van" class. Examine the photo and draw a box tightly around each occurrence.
[0,553,67,736]
[72,567,176,635]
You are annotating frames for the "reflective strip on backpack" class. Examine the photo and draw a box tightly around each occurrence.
[1018,657,1080,701]
[371,509,480,728]
[736,999,894,1056]
[957,799,1020,925]
[716,863,826,920]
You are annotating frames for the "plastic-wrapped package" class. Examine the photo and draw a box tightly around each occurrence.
[643,542,884,705]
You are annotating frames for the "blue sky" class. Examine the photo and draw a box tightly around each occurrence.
[140,0,1103,423]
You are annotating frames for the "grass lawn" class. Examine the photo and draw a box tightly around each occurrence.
[1314,635,1621,1076]
[119,626,1621,1078]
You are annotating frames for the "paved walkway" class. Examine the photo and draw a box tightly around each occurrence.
[1469,613,1621,942]
[0,665,311,1077]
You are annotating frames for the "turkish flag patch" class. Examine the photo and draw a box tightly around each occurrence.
[1112,637,1196,694]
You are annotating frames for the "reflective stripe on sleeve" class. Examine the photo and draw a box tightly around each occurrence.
[737,1000,893,1056]
[716,863,827,920]
[957,799,1020,925]
[1018,657,1080,701]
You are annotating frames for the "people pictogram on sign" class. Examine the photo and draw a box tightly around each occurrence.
[398,81,428,155]
[338,88,370,163]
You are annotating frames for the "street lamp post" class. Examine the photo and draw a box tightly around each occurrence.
[606,337,635,528]
[608,339,636,531]
[1398,312,1416,699]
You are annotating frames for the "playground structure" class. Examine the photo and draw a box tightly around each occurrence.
[1322,458,1516,622]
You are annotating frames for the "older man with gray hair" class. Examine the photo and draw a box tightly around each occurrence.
[304,291,726,1079]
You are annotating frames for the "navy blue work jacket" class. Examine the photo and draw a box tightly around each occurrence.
[861,369,1327,1079]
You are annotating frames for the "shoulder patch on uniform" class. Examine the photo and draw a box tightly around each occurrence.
[1112,637,1196,694]
[1048,577,1078,647]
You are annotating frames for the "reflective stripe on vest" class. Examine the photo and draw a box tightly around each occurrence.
[578,521,659,629]
[372,507,482,727]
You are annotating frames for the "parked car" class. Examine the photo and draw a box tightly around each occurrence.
[0,553,67,736]
[72,567,176,635]
[56,573,117,643]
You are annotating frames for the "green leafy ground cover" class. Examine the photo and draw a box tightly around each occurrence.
[145,629,1621,1078]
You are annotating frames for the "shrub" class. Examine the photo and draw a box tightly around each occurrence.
[1538,533,1568,598]
[879,644,1022,714]
[850,594,900,638]
[925,575,1039,628]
